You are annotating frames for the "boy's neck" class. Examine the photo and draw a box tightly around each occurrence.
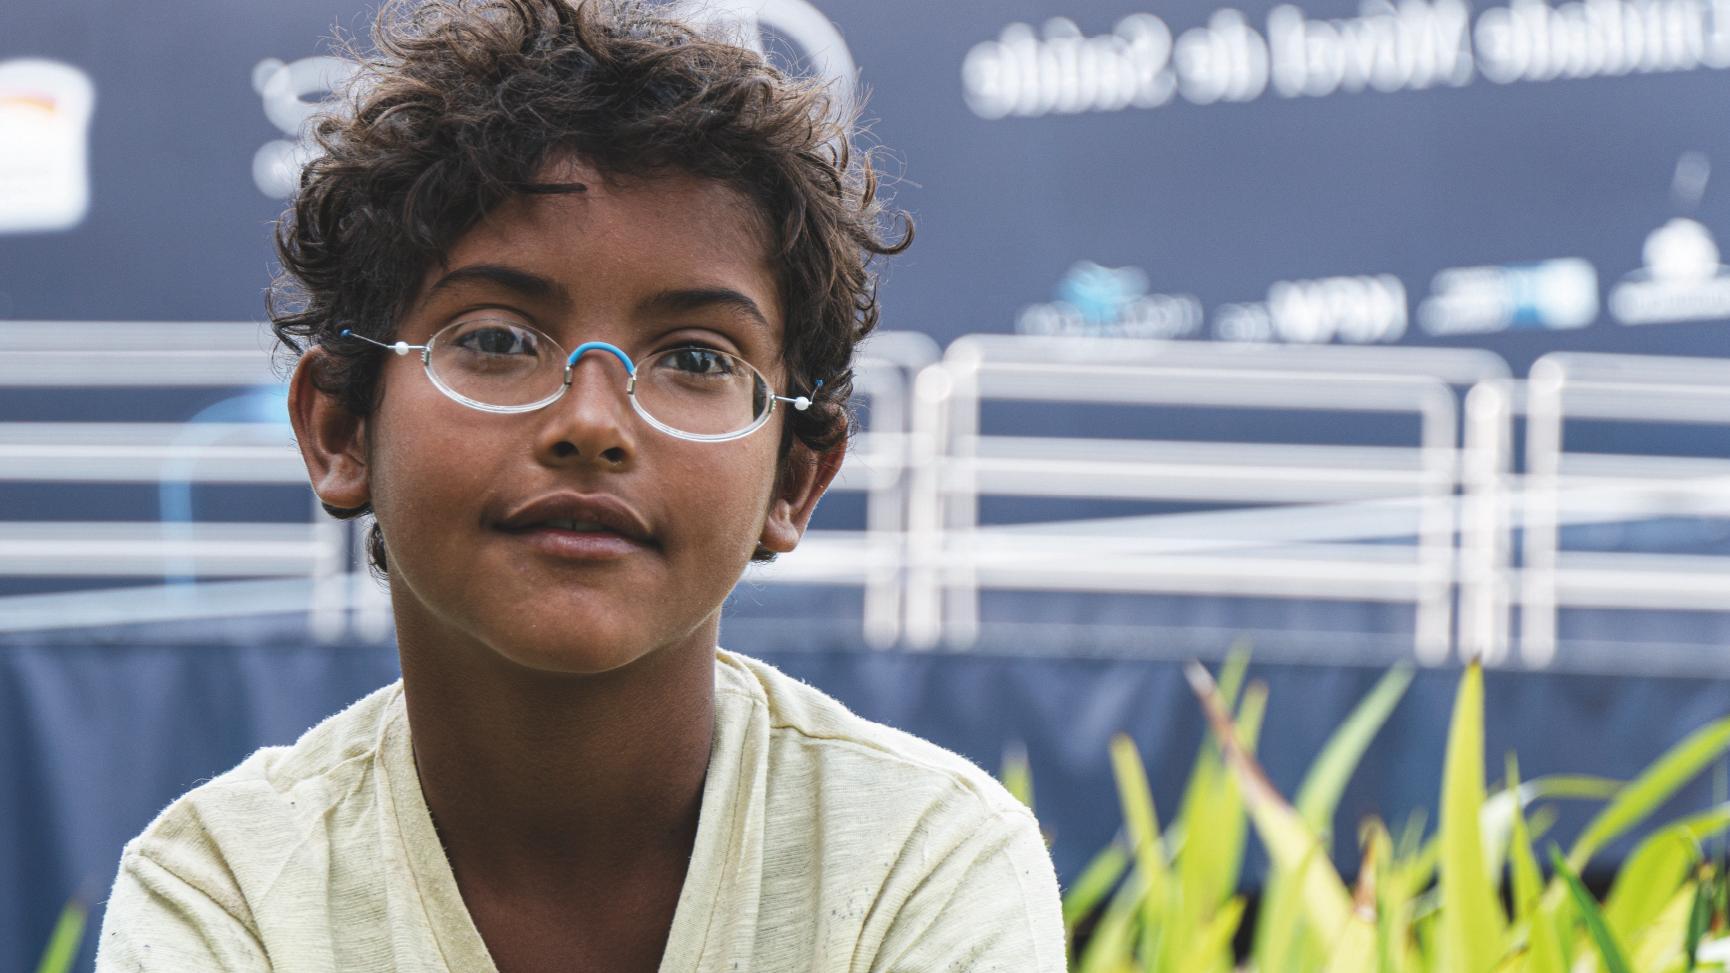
[395,607,718,892]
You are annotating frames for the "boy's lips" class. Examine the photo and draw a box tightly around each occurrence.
[494,492,657,549]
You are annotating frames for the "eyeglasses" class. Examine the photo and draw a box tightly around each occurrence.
[339,318,811,443]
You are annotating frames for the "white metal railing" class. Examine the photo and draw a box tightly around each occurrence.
[0,321,358,639]
[0,320,283,385]
[740,331,938,646]
[903,344,1469,661]
[1515,354,1730,667]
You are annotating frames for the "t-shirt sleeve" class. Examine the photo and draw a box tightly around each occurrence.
[869,807,1067,973]
[95,847,269,972]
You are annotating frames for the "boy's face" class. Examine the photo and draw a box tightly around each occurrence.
[292,158,839,674]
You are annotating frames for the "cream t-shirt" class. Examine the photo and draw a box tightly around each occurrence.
[95,649,1067,972]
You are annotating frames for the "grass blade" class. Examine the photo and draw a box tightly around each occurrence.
[1184,661,1375,965]
[34,899,86,973]
[1251,848,1317,973]
[1079,868,1146,973]
[1360,818,1407,973]
[1295,665,1415,836]
[1063,840,1131,936]
[1602,827,1702,945]
[1440,661,1508,973]
[1109,733,1169,971]
[1481,774,1622,884]
[1505,757,1546,922]
[1171,650,1253,918]
[1176,681,1266,923]
[1174,896,1245,973]
[1567,717,1730,874]
[1001,741,1035,812]
[1501,758,1567,973]
[1254,664,1412,973]
[1551,846,1633,973]
[1212,643,1253,719]
[1685,868,1713,972]
[1628,883,1698,973]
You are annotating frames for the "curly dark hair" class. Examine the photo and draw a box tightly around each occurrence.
[269,0,911,572]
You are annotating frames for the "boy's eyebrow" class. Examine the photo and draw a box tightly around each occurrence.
[422,268,771,336]
[423,264,572,308]
[638,287,773,335]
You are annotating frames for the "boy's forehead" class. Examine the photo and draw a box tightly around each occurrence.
[518,156,771,251]
[411,157,782,332]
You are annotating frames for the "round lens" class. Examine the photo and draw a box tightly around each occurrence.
[427,318,565,409]
[634,346,770,437]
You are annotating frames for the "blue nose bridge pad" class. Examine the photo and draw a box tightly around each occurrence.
[566,341,637,376]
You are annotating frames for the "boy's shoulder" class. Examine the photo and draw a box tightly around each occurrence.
[715,649,1031,824]
[119,681,404,896]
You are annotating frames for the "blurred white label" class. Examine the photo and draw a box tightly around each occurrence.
[1214,274,1409,345]
[0,59,96,234]
[1267,274,1408,344]
[1419,259,1599,335]
[1017,260,1204,339]
[252,56,355,199]
[964,0,1730,118]
[1609,218,1730,324]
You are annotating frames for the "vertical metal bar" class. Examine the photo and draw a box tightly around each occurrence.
[1520,359,1566,668]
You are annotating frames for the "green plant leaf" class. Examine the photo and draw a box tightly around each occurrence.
[1164,635,1252,965]
[1628,883,1700,973]
[1253,664,1412,973]
[1108,733,1170,971]
[1501,757,1568,973]
[1175,680,1265,935]
[1001,741,1035,812]
[1602,827,1705,946]
[1169,647,1252,859]
[1551,846,1634,973]
[1184,661,1376,967]
[1685,868,1712,972]
[1414,908,1441,973]
[1295,665,1415,836]
[1173,895,1245,973]
[1506,756,1545,925]
[1251,846,1319,973]
[34,899,86,973]
[1063,840,1131,937]
[1568,717,1730,874]
[1079,868,1146,973]
[1361,818,1410,973]
[1482,775,1622,885]
[1168,649,1253,910]
[1213,644,1253,719]
[1440,661,1508,973]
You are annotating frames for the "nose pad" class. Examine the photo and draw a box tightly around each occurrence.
[563,344,635,410]
[548,345,637,461]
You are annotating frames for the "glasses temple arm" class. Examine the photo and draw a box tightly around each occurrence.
[774,377,825,413]
[338,329,423,356]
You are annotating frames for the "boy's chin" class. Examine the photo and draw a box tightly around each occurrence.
[483,626,678,679]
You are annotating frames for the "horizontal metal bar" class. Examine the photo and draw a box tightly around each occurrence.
[0,574,365,632]
[0,350,282,386]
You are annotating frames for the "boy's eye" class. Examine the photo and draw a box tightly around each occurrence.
[659,347,739,376]
[451,322,541,356]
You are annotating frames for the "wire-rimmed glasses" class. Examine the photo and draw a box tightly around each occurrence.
[340,317,810,443]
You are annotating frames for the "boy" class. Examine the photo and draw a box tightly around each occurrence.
[95,0,1066,970]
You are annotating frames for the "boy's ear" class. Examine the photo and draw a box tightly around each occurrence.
[288,348,371,511]
[758,438,846,555]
